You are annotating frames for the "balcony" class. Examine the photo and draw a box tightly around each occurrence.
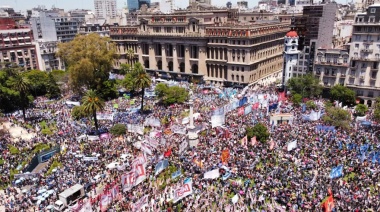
[363,40,374,44]
[360,49,373,53]
[340,74,346,78]
[351,57,378,61]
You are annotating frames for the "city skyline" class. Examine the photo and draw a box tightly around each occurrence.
[1,0,347,12]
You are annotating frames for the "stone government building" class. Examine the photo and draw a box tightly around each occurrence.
[110,9,290,86]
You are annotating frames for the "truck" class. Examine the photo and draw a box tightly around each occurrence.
[54,184,85,211]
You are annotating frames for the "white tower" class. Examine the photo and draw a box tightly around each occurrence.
[282,30,300,84]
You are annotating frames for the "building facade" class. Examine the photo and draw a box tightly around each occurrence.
[128,0,151,12]
[0,28,39,70]
[293,2,337,74]
[94,0,117,19]
[348,4,380,106]
[110,10,289,85]
[314,48,349,88]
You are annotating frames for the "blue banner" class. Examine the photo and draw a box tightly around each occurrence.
[239,97,248,107]
[330,165,343,179]
[244,105,252,115]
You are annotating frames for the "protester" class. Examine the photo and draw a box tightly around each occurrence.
[1,81,380,212]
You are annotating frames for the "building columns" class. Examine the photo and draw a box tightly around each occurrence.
[185,45,190,73]
[161,43,167,71]
[173,45,178,71]
[149,43,157,70]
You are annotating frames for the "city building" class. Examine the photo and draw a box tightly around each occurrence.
[110,9,289,86]
[0,28,39,70]
[189,0,212,5]
[314,48,349,88]
[128,0,151,12]
[237,1,248,9]
[94,0,117,19]
[282,30,300,84]
[347,3,380,106]
[79,24,111,37]
[293,2,337,74]
[30,9,80,71]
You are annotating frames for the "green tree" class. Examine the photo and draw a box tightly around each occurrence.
[71,106,90,120]
[22,70,48,96]
[246,123,270,143]
[50,70,69,84]
[57,33,117,94]
[374,97,380,122]
[126,48,135,64]
[322,107,351,130]
[8,73,32,120]
[154,83,169,98]
[287,74,322,97]
[291,93,303,106]
[330,85,355,105]
[154,83,189,105]
[132,62,151,111]
[110,124,127,136]
[355,104,368,116]
[46,73,61,99]
[306,100,317,110]
[119,63,132,75]
[122,72,135,91]
[81,90,105,130]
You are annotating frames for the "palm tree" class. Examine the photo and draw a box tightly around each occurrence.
[133,62,151,112]
[11,73,31,121]
[81,90,105,131]
[126,48,135,64]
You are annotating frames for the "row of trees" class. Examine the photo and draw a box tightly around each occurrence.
[287,74,356,105]
[0,64,61,119]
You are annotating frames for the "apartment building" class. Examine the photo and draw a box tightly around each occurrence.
[110,9,289,85]
[348,4,380,106]
[94,0,117,19]
[314,48,349,87]
[0,28,39,70]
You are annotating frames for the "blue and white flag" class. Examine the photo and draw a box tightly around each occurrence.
[183,177,192,184]
[171,170,182,179]
[330,165,343,179]
[154,159,169,176]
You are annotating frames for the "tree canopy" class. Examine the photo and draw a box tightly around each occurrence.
[110,124,127,136]
[322,107,351,130]
[374,97,380,122]
[291,93,303,106]
[154,83,189,105]
[246,123,270,143]
[287,74,323,97]
[57,33,117,96]
[132,63,151,111]
[355,104,368,116]
[329,85,355,105]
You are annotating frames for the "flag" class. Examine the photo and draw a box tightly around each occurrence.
[252,102,259,110]
[240,136,248,147]
[251,136,257,146]
[99,193,111,212]
[154,159,169,176]
[164,148,172,157]
[329,165,343,179]
[221,149,230,163]
[132,159,147,186]
[203,169,220,179]
[171,170,182,179]
[321,189,335,212]
[79,200,92,212]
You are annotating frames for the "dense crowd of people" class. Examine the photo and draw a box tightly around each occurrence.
[1,81,380,212]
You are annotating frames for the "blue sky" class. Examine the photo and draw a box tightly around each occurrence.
[1,0,346,11]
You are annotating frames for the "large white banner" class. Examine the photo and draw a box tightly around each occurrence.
[121,171,135,192]
[211,115,225,128]
[144,117,161,127]
[66,100,80,106]
[96,113,114,121]
[203,169,220,179]
[132,159,147,186]
[127,124,144,135]
[173,180,193,203]
[140,143,153,155]
[287,140,297,152]
[132,195,149,212]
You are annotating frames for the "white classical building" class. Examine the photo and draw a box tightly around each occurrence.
[94,0,117,19]
[282,30,300,84]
